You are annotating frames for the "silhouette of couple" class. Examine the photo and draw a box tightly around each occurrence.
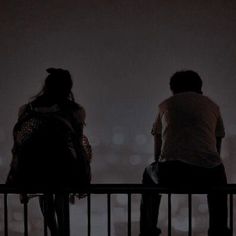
[6,69,230,236]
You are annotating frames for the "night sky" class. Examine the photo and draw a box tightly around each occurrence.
[1,1,236,235]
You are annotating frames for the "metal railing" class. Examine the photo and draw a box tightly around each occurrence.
[1,184,236,236]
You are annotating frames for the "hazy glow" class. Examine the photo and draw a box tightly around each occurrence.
[1,1,236,235]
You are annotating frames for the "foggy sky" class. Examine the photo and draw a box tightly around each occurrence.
[1,0,236,182]
[2,1,236,235]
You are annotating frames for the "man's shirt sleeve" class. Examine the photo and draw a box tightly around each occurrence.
[151,112,162,136]
[215,112,225,138]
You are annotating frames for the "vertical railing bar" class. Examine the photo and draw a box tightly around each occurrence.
[230,194,233,235]
[65,193,70,236]
[188,194,192,236]
[107,193,111,236]
[87,193,91,236]
[42,195,48,236]
[23,196,28,236]
[168,193,171,236]
[4,194,8,236]
[43,211,48,236]
[128,193,131,236]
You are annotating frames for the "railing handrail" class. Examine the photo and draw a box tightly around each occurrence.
[1,184,235,236]
[1,184,236,194]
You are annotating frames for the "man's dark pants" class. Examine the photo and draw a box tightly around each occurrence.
[140,161,230,236]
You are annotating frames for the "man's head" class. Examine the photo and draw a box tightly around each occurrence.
[169,70,203,94]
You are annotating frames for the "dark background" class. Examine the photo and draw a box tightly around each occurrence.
[1,1,236,235]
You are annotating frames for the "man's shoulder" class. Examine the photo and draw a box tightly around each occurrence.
[159,93,219,108]
[194,94,220,110]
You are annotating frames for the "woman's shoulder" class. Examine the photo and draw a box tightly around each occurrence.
[64,100,85,112]
[18,103,32,119]
[63,101,86,124]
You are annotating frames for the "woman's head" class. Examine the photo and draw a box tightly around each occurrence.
[41,68,74,102]
[169,70,203,94]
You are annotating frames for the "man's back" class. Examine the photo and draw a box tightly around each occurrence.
[153,92,225,167]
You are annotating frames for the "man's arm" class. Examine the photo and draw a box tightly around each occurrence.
[215,111,225,154]
[216,137,222,154]
[154,134,162,161]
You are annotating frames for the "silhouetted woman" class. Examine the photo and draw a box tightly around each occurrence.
[7,68,91,236]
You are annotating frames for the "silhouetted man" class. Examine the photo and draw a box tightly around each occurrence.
[140,70,230,236]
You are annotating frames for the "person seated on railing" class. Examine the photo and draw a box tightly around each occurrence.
[6,68,91,236]
[140,70,230,236]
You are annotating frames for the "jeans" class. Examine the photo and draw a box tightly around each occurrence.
[140,161,230,236]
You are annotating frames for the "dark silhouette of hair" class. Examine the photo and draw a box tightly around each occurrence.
[169,70,203,94]
[32,68,75,103]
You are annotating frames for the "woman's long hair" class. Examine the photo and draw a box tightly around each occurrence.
[32,68,75,104]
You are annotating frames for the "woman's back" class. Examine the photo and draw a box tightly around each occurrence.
[7,68,90,186]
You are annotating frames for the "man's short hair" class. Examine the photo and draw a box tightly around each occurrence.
[169,70,203,94]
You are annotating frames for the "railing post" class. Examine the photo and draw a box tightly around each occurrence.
[230,194,233,236]
[23,195,28,236]
[87,193,91,236]
[107,193,111,236]
[41,195,48,236]
[4,194,8,236]
[188,194,192,236]
[168,193,171,236]
[64,193,70,236]
[128,193,131,236]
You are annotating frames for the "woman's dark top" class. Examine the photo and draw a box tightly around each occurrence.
[7,96,90,187]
